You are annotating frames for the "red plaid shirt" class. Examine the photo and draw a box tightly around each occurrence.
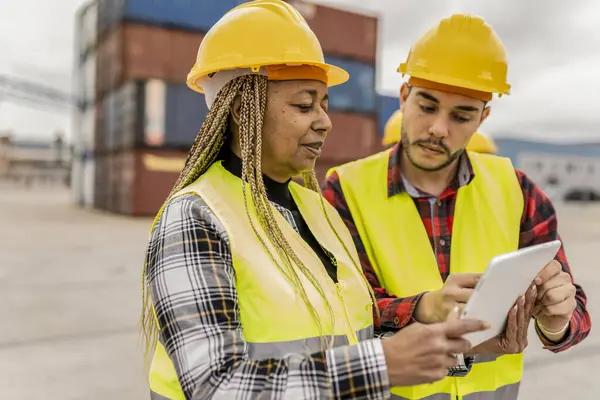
[322,144,591,353]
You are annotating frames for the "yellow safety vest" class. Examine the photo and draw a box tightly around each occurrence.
[148,161,374,400]
[329,150,525,400]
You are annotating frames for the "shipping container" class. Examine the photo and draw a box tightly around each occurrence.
[76,0,98,63]
[325,56,376,114]
[163,82,207,147]
[94,99,105,152]
[132,149,184,215]
[96,22,204,99]
[288,0,378,64]
[377,94,400,136]
[108,150,135,214]
[98,79,208,152]
[97,0,238,41]
[95,149,185,216]
[321,112,381,162]
[93,153,110,210]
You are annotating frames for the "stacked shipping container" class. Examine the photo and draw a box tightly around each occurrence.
[72,0,381,216]
[91,0,223,214]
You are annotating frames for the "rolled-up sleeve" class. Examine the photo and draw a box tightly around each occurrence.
[145,194,391,399]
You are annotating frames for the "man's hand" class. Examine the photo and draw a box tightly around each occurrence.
[467,285,537,356]
[534,260,576,338]
[415,273,481,324]
[381,310,490,387]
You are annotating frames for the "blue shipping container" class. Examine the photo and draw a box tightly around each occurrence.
[324,56,376,114]
[97,0,240,38]
[164,83,209,148]
[377,94,400,136]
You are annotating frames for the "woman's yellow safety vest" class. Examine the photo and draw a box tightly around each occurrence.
[147,161,374,399]
[330,150,525,400]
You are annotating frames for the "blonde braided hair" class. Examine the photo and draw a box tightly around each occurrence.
[141,74,355,362]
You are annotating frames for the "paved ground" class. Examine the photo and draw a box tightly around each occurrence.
[0,185,597,399]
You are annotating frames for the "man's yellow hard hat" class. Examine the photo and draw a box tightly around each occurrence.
[382,110,497,154]
[186,0,349,93]
[398,14,510,98]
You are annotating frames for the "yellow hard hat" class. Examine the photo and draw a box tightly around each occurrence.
[381,111,497,154]
[398,14,510,97]
[466,131,497,154]
[186,0,349,93]
[382,109,403,146]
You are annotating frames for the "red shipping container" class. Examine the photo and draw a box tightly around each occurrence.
[96,22,204,100]
[288,0,378,64]
[132,149,184,216]
[321,112,381,163]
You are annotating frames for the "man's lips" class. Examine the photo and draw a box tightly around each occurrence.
[418,143,445,154]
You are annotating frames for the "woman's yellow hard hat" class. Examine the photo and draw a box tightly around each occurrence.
[382,110,497,154]
[186,0,349,93]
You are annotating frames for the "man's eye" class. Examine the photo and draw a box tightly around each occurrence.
[420,105,436,113]
[453,114,471,123]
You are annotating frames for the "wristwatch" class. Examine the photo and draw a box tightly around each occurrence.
[447,353,474,377]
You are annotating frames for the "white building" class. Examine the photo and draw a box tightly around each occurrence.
[517,152,600,201]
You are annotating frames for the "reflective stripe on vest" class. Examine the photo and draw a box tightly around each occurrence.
[150,391,172,400]
[147,161,374,400]
[389,382,520,400]
[248,325,374,358]
[330,151,524,400]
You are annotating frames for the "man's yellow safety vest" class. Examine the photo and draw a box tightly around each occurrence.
[147,161,374,400]
[329,150,525,400]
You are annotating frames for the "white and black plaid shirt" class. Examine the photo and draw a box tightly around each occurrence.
[145,194,392,399]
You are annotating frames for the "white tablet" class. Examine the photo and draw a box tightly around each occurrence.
[460,240,562,347]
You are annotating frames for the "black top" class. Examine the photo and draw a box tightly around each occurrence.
[220,149,338,283]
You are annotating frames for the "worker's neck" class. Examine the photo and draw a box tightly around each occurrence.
[400,152,459,197]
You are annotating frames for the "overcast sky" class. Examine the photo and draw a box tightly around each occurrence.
[1,0,599,143]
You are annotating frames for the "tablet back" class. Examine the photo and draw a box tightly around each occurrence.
[461,240,562,347]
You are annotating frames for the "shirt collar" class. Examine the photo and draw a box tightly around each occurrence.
[387,142,475,198]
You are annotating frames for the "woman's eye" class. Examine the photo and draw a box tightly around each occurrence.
[296,105,313,112]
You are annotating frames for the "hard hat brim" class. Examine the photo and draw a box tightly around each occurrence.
[187,62,349,94]
[398,65,511,96]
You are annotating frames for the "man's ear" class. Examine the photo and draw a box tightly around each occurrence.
[479,106,491,127]
[400,83,411,105]
[230,94,242,126]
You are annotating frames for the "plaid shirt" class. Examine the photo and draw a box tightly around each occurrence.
[322,144,591,353]
[146,194,390,400]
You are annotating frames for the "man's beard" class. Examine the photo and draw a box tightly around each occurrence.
[401,129,463,172]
